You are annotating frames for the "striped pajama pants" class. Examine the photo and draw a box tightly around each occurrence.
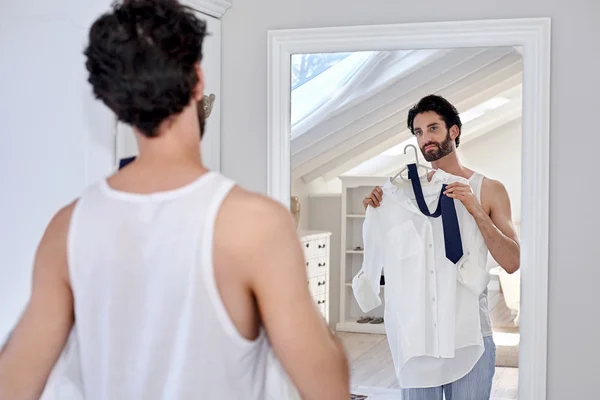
[402,336,497,400]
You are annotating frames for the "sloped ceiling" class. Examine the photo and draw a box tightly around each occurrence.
[291,47,523,183]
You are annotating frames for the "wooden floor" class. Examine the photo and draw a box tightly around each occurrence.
[339,290,519,399]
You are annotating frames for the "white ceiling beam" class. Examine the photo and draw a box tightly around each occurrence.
[316,80,522,182]
[292,49,453,139]
[291,47,492,159]
[297,59,523,183]
[292,48,521,176]
[457,100,522,145]
[325,50,452,117]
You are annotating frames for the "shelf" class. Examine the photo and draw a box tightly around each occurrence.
[346,214,366,219]
[346,250,364,254]
[336,321,386,335]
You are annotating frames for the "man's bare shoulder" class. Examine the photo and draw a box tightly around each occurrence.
[33,200,78,282]
[216,186,297,253]
[41,200,78,247]
[480,177,510,209]
[223,186,293,228]
[481,177,508,196]
[54,200,78,226]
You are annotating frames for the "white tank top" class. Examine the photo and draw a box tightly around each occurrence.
[66,171,270,400]
[469,172,493,337]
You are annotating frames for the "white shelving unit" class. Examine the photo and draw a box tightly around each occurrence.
[336,176,388,335]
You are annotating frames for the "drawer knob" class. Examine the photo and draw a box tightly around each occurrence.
[317,300,326,305]
[306,243,310,248]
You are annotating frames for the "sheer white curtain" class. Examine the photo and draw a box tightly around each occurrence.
[291,51,380,139]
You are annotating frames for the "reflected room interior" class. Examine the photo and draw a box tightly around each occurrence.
[290,47,522,399]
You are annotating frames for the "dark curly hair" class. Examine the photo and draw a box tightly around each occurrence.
[407,95,463,148]
[84,0,207,137]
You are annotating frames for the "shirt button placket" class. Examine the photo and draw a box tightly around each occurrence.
[427,229,439,355]
[428,243,434,274]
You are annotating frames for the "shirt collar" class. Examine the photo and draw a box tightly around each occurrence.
[382,168,470,211]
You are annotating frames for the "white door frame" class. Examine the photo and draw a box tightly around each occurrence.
[266,18,551,400]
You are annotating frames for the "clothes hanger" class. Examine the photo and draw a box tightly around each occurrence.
[391,144,435,183]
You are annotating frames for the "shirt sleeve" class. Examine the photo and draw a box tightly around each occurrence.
[352,205,384,312]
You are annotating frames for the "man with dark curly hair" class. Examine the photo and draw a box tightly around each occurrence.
[0,1,349,399]
[362,94,520,399]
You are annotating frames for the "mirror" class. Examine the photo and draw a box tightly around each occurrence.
[290,47,522,399]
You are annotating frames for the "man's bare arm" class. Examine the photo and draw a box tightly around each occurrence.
[220,190,350,400]
[0,202,76,400]
[474,179,520,274]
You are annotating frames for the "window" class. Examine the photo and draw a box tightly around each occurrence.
[291,52,351,90]
[291,51,375,137]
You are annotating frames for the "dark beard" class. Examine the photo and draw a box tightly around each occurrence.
[421,131,454,162]
[198,101,206,139]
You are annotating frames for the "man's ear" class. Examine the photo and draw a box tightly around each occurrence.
[193,62,205,102]
[449,124,460,141]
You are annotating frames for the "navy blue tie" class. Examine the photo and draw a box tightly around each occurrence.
[119,156,136,169]
[407,164,464,264]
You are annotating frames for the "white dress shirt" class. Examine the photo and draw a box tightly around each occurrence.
[352,168,490,388]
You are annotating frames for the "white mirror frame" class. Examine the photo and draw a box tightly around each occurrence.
[267,18,550,400]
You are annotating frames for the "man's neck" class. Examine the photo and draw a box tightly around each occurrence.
[430,151,472,179]
[133,110,203,166]
[136,130,203,166]
[136,146,202,165]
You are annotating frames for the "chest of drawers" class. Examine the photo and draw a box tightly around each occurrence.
[299,230,332,323]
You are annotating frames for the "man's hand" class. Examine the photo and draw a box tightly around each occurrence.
[443,182,485,217]
[363,187,383,210]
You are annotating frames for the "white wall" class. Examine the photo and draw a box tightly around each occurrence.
[306,176,343,195]
[459,119,522,222]
[0,0,114,339]
[221,1,600,398]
